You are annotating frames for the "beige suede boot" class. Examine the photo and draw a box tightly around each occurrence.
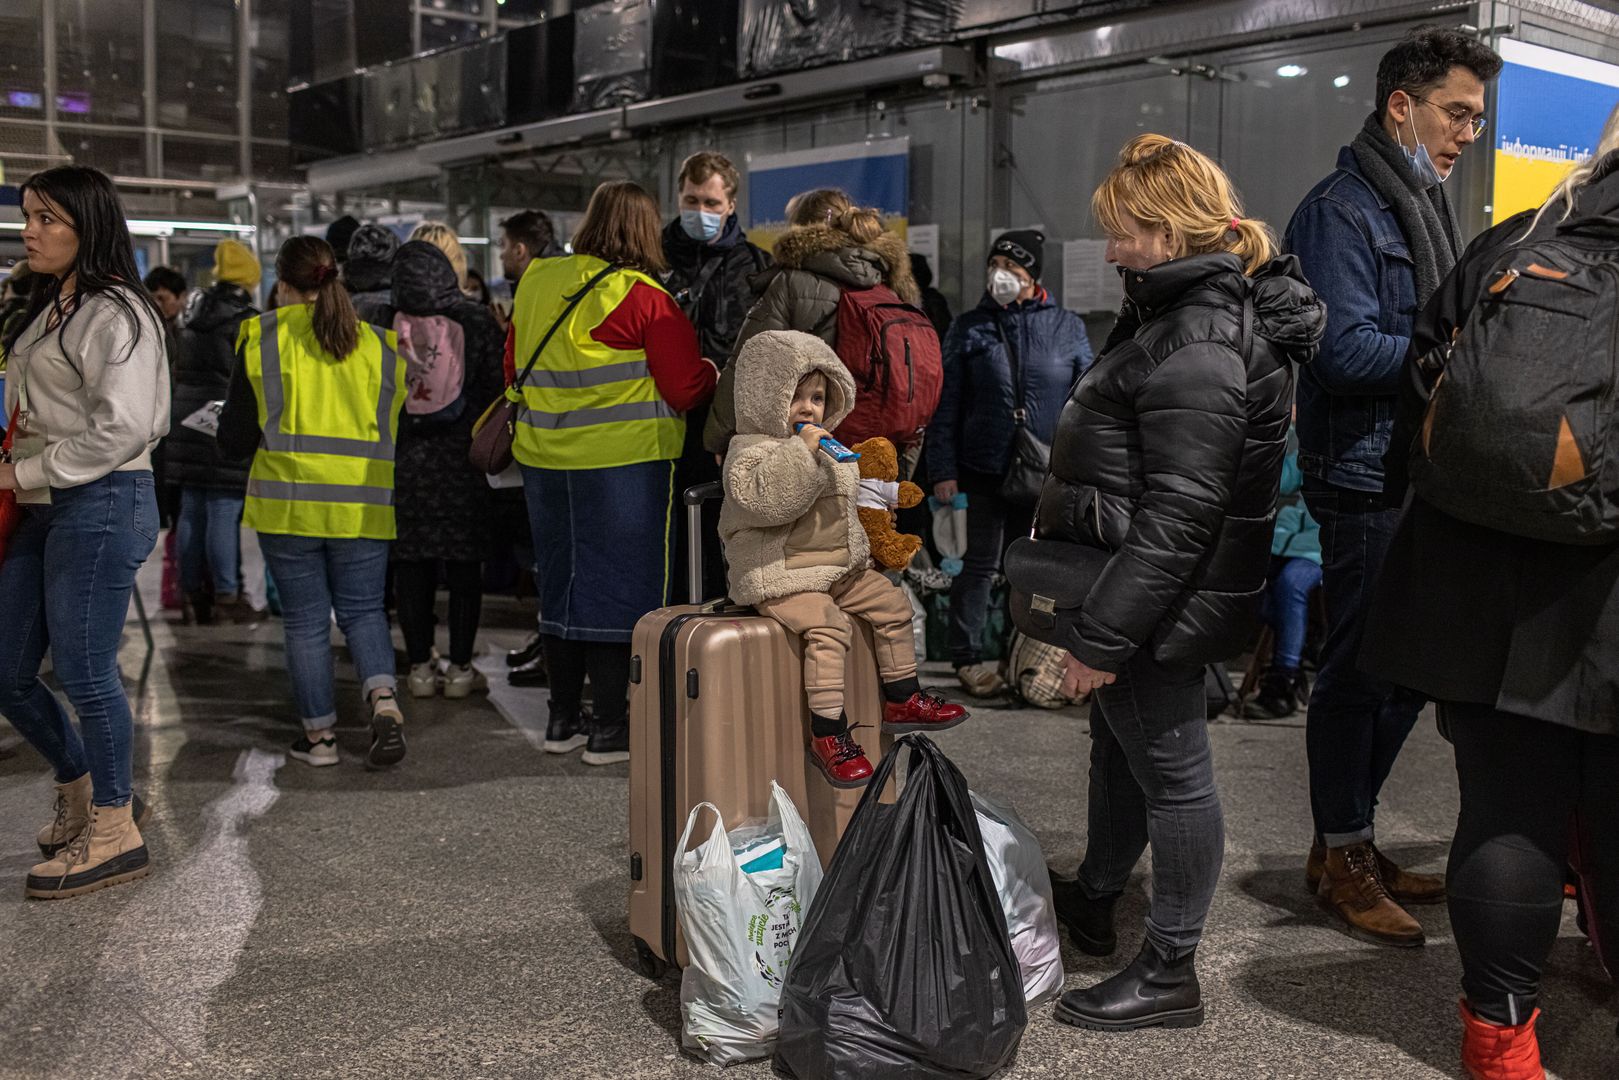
[35,773,91,858]
[26,802,151,900]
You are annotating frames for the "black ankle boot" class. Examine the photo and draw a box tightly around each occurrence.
[1053,938,1204,1032]
[543,703,589,755]
[1245,667,1299,719]
[582,716,630,767]
[1049,874,1119,957]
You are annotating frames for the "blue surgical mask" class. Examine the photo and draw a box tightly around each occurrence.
[1400,112,1446,188]
[681,209,725,242]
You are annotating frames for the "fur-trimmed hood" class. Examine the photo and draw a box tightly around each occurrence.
[770,224,919,304]
[732,330,858,438]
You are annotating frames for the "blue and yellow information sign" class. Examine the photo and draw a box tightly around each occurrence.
[1493,38,1619,224]
[746,137,910,252]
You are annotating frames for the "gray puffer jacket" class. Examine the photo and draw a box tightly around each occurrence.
[702,223,917,454]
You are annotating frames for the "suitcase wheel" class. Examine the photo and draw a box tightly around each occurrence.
[633,936,668,981]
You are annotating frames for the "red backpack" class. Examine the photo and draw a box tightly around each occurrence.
[829,284,943,448]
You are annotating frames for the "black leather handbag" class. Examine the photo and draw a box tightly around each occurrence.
[995,318,1050,508]
[1003,535,1110,652]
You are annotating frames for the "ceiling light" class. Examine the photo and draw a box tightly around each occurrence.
[1334,75,1351,88]
[1276,64,1307,78]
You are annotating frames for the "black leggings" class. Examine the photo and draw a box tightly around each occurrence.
[394,559,484,666]
[1447,702,1619,1024]
[543,635,631,727]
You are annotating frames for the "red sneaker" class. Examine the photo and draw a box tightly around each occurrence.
[807,730,874,788]
[1460,1000,1545,1080]
[882,691,969,735]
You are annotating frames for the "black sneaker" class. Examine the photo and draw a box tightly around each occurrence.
[543,704,589,754]
[508,652,549,688]
[290,734,339,767]
[506,632,544,669]
[581,721,629,766]
[366,696,406,770]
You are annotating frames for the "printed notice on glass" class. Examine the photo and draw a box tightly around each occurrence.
[1063,240,1116,314]
[907,224,939,266]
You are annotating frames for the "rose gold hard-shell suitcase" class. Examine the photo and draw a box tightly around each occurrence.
[627,484,891,978]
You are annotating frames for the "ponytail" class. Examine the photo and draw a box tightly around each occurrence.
[833,205,884,246]
[1226,217,1278,277]
[275,235,360,359]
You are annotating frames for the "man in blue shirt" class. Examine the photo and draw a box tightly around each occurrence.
[1284,26,1500,948]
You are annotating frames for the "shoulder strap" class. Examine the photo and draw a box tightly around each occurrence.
[512,263,619,391]
[994,314,1027,423]
[684,256,726,309]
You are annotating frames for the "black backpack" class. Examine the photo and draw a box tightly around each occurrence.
[1408,227,1619,544]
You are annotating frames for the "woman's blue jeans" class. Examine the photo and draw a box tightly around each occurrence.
[1261,556,1323,670]
[0,472,159,807]
[176,485,244,595]
[257,533,396,731]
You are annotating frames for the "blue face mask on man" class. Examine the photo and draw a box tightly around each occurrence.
[1399,110,1447,188]
[680,209,725,243]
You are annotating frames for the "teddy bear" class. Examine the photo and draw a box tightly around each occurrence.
[851,437,925,571]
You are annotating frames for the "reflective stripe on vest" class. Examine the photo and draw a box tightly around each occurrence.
[242,306,404,540]
[509,255,685,470]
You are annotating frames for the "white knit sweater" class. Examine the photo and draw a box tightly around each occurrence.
[4,287,170,495]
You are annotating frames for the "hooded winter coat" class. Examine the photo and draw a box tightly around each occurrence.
[1039,252,1325,672]
[346,256,395,328]
[390,240,507,562]
[167,282,258,490]
[718,330,869,607]
[702,223,917,454]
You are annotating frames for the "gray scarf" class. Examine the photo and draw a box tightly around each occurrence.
[1350,113,1461,309]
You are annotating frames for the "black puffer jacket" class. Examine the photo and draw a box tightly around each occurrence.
[1039,252,1324,671]
[167,283,257,490]
[389,240,506,563]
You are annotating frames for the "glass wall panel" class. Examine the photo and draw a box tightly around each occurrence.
[421,15,489,52]
[156,0,240,136]
[57,127,147,176]
[420,0,493,16]
[159,135,241,183]
[0,0,45,125]
[253,0,292,141]
[54,0,145,127]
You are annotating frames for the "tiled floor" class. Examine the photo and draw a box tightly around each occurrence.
[0,563,1613,1079]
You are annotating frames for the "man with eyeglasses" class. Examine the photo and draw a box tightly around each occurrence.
[1283,26,1501,948]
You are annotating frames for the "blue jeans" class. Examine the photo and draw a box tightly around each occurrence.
[1302,479,1426,846]
[257,533,396,730]
[0,472,159,807]
[1078,652,1224,957]
[176,485,243,594]
[1262,556,1323,671]
[947,472,1032,666]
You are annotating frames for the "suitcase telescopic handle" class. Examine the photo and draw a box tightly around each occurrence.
[684,483,724,606]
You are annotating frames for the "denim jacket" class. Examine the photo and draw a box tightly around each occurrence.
[1283,146,1418,492]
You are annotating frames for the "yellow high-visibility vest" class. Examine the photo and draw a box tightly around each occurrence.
[239,304,405,540]
[509,254,684,470]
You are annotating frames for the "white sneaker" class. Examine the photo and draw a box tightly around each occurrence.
[289,734,339,767]
[442,663,488,700]
[407,662,439,699]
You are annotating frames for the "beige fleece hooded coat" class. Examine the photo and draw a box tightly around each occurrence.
[719,330,869,607]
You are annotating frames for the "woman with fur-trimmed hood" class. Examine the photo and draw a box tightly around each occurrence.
[701,190,917,454]
[719,330,967,789]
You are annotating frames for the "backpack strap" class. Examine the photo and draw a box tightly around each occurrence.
[512,262,619,392]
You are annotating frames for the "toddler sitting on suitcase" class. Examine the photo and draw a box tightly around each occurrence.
[717,330,969,787]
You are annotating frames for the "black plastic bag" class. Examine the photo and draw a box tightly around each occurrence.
[774,734,1027,1080]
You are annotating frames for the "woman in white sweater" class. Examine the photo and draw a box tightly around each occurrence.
[0,166,170,899]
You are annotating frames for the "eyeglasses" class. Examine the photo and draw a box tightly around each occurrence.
[1409,94,1488,139]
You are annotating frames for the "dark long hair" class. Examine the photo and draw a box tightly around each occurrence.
[1,166,162,368]
[275,236,359,360]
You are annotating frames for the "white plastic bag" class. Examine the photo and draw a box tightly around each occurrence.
[929,493,970,575]
[971,790,1064,1007]
[902,581,928,662]
[675,782,823,1065]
